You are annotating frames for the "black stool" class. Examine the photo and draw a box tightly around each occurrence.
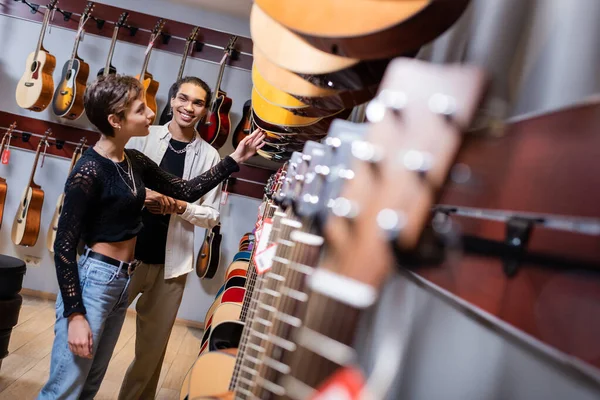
[0,254,26,369]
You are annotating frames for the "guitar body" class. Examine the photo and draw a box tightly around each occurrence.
[196,224,223,279]
[224,260,249,279]
[180,349,237,400]
[0,178,6,230]
[200,91,232,149]
[137,72,159,120]
[15,50,56,112]
[232,100,252,150]
[52,58,90,120]
[12,185,44,246]
[96,64,116,77]
[207,304,244,353]
[46,193,64,252]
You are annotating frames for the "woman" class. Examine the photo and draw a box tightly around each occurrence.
[37,74,265,399]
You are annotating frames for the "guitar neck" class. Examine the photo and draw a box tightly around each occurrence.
[27,139,46,188]
[33,7,51,62]
[103,25,120,75]
[210,53,229,110]
[176,41,193,81]
[239,202,277,321]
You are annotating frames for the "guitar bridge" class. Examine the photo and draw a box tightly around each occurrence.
[25,83,34,87]
[60,91,68,95]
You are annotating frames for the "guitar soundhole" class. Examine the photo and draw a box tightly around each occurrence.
[66,70,72,80]
[30,62,37,73]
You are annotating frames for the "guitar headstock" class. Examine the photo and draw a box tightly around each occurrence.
[47,0,58,11]
[322,58,486,289]
[82,2,94,19]
[273,151,303,206]
[76,136,87,153]
[188,27,200,43]
[116,12,129,27]
[5,122,17,137]
[152,19,165,38]
[225,35,238,56]
[36,129,52,150]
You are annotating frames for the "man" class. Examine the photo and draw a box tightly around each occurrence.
[118,76,222,400]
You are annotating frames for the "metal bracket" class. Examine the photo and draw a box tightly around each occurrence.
[161,33,171,45]
[21,132,31,142]
[127,25,138,37]
[502,217,534,277]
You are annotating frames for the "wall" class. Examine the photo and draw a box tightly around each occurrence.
[0,6,263,323]
[354,272,600,400]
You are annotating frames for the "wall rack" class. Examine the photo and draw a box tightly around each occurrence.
[0,110,271,199]
[2,0,254,70]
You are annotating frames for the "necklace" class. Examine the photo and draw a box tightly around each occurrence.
[168,135,196,154]
[96,144,137,196]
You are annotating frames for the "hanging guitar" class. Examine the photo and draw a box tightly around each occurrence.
[158,26,200,125]
[136,19,165,122]
[12,129,53,247]
[52,2,94,120]
[15,0,58,112]
[97,11,129,77]
[0,123,17,230]
[199,35,237,149]
[196,222,223,279]
[46,137,87,252]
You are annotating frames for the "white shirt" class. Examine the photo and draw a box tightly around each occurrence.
[126,122,222,279]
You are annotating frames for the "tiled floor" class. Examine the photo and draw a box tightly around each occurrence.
[0,295,202,399]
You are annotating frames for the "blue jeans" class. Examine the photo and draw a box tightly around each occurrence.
[37,252,132,400]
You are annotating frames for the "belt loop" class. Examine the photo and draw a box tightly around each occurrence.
[82,247,91,264]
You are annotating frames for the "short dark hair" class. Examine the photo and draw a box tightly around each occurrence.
[170,76,212,106]
[84,74,143,137]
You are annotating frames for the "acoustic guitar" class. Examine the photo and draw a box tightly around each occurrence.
[97,11,129,77]
[196,222,222,279]
[46,137,86,252]
[280,59,486,396]
[179,148,315,399]
[51,2,94,120]
[256,0,469,60]
[15,0,58,112]
[12,129,53,247]
[0,123,17,230]
[136,19,165,121]
[199,36,237,149]
[158,26,200,126]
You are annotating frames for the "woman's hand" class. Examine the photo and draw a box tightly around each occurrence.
[68,314,93,358]
[229,129,266,164]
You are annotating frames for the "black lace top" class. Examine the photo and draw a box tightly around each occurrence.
[54,147,239,317]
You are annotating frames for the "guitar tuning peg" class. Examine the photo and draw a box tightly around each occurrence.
[376,209,407,240]
[429,93,457,120]
[351,140,383,163]
[330,197,360,219]
[400,150,434,174]
[366,89,406,122]
[324,137,342,148]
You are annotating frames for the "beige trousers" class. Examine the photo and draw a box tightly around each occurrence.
[117,263,187,400]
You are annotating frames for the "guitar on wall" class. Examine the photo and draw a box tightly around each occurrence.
[46,137,87,252]
[15,0,58,112]
[51,2,94,120]
[136,19,165,122]
[97,11,129,77]
[158,26,200,125]
[196,222,223,279]
[0,123,17,230]
[199,35,237,149]
[12,129,53,247]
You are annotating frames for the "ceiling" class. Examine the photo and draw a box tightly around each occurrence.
[172,0,253,19]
